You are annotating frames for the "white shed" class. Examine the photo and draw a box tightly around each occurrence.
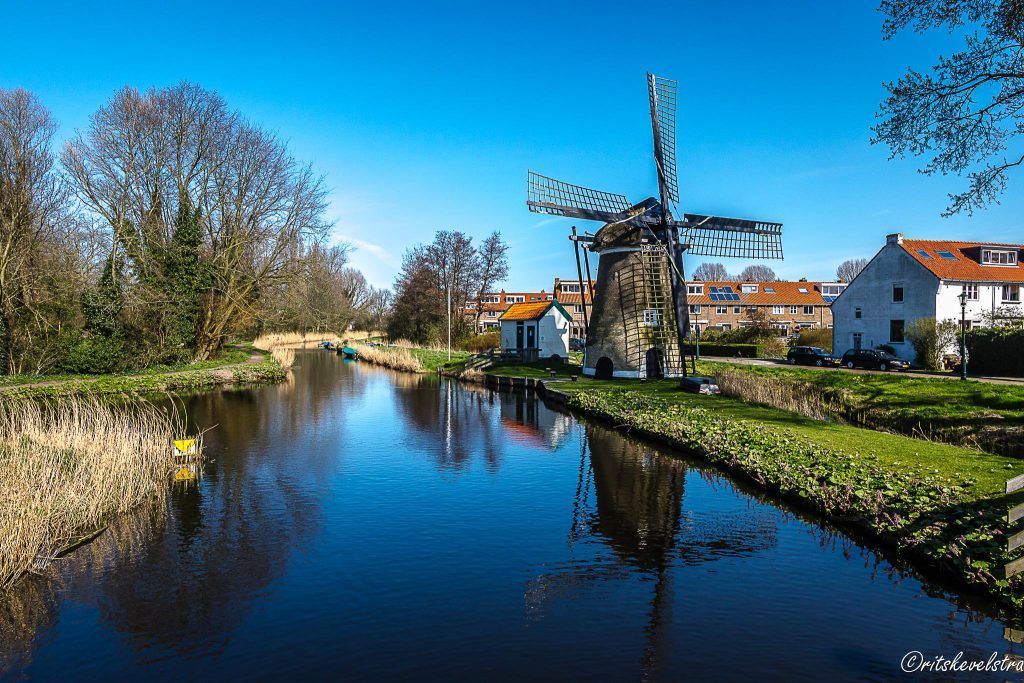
[499,301,571,362]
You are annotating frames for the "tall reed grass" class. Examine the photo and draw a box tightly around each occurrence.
[714,369,850,422]
[270,346,296,371]
[253,330,339,350]
[353,344,424,372]
[0,398,202,589]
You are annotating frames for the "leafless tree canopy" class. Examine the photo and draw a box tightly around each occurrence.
[873,0,1024,215]
[738,265,777,282]
[691,262,733,281]
[836,258,869,282]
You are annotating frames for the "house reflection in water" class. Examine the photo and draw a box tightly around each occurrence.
[499,392,573,451]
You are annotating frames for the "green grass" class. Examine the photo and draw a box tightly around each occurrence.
[550,377,1022,496]
[0,346,255,388]
[694,360,1024,424]
[405,347,474,372]
[485,361,583,379]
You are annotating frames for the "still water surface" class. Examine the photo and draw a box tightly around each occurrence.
[1,351,1019,681]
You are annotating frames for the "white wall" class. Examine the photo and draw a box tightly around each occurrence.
[500,309,570,358]
[831,238,938,363]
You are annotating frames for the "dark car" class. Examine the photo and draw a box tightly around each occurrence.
[840,349,911,371]
[569,337,585,352]
[787,346,838,367]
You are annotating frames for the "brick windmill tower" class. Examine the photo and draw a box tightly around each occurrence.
[527,74,784,379]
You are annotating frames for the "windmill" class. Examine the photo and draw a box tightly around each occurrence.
[527,74,784,379]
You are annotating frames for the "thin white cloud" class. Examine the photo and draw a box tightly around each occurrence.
[335,233,395,264]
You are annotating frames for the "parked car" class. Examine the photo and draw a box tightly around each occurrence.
[786,346,838,367]
[839,349,911,371]
[569,337,585,352]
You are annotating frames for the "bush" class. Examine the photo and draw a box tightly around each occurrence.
[967,327,1024,377]
[685,342,763,358]
[57,336,126,374]
[462,331,500,353]
[876,344,897,355]
[906,318,958,371]
[795,328,832,349]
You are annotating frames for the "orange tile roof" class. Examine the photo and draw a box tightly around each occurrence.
[556,293,591,305]
[686,281,827,305]
[900,239,1024,283]
[499,301,554,321]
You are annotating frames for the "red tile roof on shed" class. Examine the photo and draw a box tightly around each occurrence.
[900,240,1024,283]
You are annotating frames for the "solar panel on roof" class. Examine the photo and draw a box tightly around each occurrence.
[823,296,836,303]
[917,249,933,259]
[937,250,958,260]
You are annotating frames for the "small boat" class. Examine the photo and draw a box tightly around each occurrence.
[320,341,336,350]
[340,346,358,359]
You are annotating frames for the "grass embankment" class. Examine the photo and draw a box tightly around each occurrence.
[697,361,1024,456]
[547,378,1024,613]
[0,398,203,589]
[0,346,284,399]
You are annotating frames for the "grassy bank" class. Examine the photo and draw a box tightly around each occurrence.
[546,378,1024,613]
[0,398,203,588]
[696,361,1024,456]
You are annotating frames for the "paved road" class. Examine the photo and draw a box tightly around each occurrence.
[699,355,1024,386]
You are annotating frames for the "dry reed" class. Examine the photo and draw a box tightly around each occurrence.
[270,346,296,371]
[714,369,848,421]
[353,344,424,372]
[0,398,202,589]
[253,330,339,350]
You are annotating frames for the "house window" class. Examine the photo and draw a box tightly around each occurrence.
[892,285,904,303]
[722,323,732,331]
[716,305,727,314]
[963,283,979,301]
[689,304,701,314]
[798,287,809,294]
[747,305,758,313]
[937,250,958,260]
[508,295,525,303]
[772,305,784,315]
[803,305,814,315]
[764,287,776,293]
[1003,285,1021,303]
[687,284,704,295]
[741,284,758,293]
[573,304,583,313]
[820,284,846,297]
[789,305,798,315]
[643,309,660,327]
[890,319,905,343]
[733,306,741,314]
[982,249,1018,266]
[855,307,862,319]
[853,332,862,350]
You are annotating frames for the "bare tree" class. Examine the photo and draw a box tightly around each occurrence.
[836,258,869,282]
[739,264,776,282]
[473,231,509,331]
[873,0,1024,215]
[691,262,732,281]
[64,83,331,359]
[0,89,78,373]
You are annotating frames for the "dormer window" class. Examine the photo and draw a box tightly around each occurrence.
[982,249,1018,266]
[741,284,758,293]
[687,284,704,295]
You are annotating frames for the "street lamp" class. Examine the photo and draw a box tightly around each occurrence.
[958,288,968,381]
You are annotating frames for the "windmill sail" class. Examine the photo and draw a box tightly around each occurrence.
[527,171,636,224]
[647,74,679,206]
[675,214,784,260]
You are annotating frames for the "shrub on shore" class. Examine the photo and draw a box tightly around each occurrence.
[354,344,424,373]
[0,398,203,588]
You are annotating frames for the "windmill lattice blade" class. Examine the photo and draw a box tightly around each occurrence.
[527,171,632,223]
[647,74,679,205]
[676,214,784,260]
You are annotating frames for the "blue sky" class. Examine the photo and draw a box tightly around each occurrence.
[3,0,1021,290]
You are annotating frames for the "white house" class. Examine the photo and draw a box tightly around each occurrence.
[499,300,572,361]
[832,233,1024,363]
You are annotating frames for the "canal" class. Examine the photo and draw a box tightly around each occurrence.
[0,350,1018,681]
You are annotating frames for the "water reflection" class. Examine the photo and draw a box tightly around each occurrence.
[1,353,1019,681]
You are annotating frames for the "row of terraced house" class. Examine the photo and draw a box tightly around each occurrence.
[465,277,847,338]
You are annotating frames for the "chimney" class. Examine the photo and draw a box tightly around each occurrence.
[886,233,904,245]
[799,277,808,282]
